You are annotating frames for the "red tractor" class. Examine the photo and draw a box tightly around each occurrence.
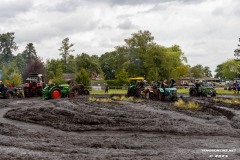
[24,73,45,97]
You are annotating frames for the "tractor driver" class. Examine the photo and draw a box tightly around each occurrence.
[169,78,176,88]
[161,79,168,88]
[195,80,201,96]
[0,81,6,92]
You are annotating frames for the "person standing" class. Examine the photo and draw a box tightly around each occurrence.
[195,79,201,96]
[105,84,109,93]
[236,82,240,94]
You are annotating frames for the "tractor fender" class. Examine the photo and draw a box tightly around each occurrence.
[158,88,165,93]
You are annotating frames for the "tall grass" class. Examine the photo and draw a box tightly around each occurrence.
[213,98,240,104]
[174,99,201,110]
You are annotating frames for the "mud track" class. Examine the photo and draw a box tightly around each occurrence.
[0,95,240,160]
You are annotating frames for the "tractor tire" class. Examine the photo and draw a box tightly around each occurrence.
[190,89,197,97]
[134,89,141,98]
[51,88,62,99]
[24,88,30,98]
[127,89,133,97]
[158,92,165,101]
[68,92,75,98]
[70,86,80,96]
[6,91,14,99]
[149,92,154,99]
[211,92,216,97]
[144,90,150,99]
[84,90,90,95]
[37,88,43,96]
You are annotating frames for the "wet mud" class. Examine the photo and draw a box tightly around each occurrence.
[0,95,240,159]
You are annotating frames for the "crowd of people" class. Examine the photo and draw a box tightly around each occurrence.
[229,81,240,94]
[137,78,176,90]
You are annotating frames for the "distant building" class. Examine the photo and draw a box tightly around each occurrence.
[202,77,220,83]
[62,73,75,82]
[178,77,195,85]
[178,76,220,85]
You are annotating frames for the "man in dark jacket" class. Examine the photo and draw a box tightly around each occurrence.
[195,80,201,96]
[0,81,6,92]
[169,79,176,88]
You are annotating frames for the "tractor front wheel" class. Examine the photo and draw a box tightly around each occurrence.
[51,88,62,99]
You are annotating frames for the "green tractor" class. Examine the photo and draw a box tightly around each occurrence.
[189,84,216,97]
[127,77,149,97]
[43,84,74,100]
[157,87,178,101]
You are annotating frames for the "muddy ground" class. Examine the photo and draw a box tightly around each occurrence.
[0,94,240,160]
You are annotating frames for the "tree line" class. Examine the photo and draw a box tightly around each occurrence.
[0,30,233,87]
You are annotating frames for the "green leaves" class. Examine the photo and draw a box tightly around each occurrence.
[75,68,90,86]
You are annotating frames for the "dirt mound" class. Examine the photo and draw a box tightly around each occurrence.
[1,96,240,159]
[4,97,239,137]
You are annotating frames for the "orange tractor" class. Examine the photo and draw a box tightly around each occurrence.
[24,73,45,97]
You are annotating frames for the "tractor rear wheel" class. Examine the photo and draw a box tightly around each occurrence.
[211,91,216,97]
[158,92,165,101]
[190,89,197,97]
[84,90,90,95]
[37,88,43,96]
[51,88,62,99]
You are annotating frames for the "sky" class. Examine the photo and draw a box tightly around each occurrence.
[1,0,240,75]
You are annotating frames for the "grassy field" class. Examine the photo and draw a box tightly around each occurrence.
[90,88,237,95]
[90,89,128,94]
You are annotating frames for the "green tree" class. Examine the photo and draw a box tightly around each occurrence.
[45,59,64,83]
[66,55,76,73]
[58,37,74,72]
[1,62,22,86]
[122,30,155,77]
[22,43,37,62]
[115,69,129,85]
[13,53,25,75]
[221,59,239,80]
[0,32,18,63]
[99,51,117,80]
[214,64,223,79]
[171,65,190,80]
[75,53,101,79]
[75,68,90,86]
[7,71,22,86]
[189,64,205,78]
[203,66,212,77]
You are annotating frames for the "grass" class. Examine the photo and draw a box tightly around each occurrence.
[88,97,113,103]
[175,88,237,95]
[88,95,143,103]
[174,99,201,110]
[90,89,127,95]
[213,98,240,104]
[90,88,237,95]
[112,96,134,101]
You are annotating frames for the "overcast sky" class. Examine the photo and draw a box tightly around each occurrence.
[1,0,240,74]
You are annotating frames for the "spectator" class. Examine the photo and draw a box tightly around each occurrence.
[105,84,109,93]
[195,80,201,96]
[236,82,240,94]
[0,81,7,92]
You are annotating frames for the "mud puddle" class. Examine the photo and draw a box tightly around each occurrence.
[0,96,240,159]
